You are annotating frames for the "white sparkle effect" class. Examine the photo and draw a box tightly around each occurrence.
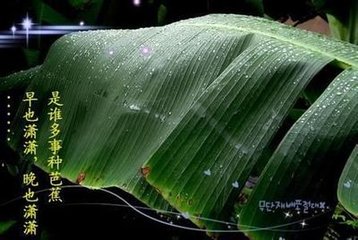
[11,25,16,38]
[284,212,291,218]
[300,221,307,228]
[3,21,106,48]
[109,50,114,55]
[22,15,32,47]
[22,17,32,30]
[142,47,149,54]
[140,46,152,57]
[133,0,141,7]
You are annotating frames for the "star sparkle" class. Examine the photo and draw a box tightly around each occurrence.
[300,221,307,228]
[22,15,33,47]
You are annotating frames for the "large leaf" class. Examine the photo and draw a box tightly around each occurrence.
[338,145,358,216]
[239,68,358,239]
[1,14,358,238]
[143,33,329,230]
[6,15,260,211]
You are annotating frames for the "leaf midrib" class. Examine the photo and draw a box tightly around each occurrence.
[178,23,358,69]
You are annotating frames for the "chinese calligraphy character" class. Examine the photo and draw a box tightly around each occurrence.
[49,171,62,186]
[23,108,39,122]
[48,139,62,155]
[23,188,38,202]
[24,124,38,139]
[23,172,39,187]
[47,91,64,205]
[22,91,40,236]
[24,204,38,219]
[23,220,38,235]
[23,92,38,108]
[49,123,61,138]
[23,140,38,155]
[48,187,62,202]
[48,91,63,106]
[48,107,62,122]
[47,155,63,170]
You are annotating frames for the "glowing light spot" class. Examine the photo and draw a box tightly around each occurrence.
[133,0,141,6]
[140,46,152,57]
[22,17,32,30]
[300,221,307,228]
[22,15,33,47]
[11,25,16,35]
[79,21,85,26]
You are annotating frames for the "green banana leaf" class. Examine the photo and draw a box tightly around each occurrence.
[239,68,358,239]
[1,14,357,239]
[337,145,358,216]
